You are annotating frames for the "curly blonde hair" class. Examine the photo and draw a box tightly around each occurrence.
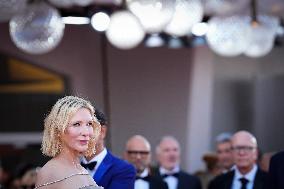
[41,96,101,157]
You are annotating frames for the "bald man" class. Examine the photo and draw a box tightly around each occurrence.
[208,131,268,189]
[153,136,201,189]
[124,135,168,189]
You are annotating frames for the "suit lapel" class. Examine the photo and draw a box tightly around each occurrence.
[253,169,263,189]
[176,172,184,189]
[224,170,235,189]
[93,151,113,183]
[149,177,155,189]
[176,172,189,189]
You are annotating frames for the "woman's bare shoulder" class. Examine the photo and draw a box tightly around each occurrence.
[35,160,66,187]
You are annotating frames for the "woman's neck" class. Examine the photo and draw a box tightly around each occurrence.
[57,148,83,171]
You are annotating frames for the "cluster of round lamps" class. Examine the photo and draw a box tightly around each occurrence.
[1,0,282,58]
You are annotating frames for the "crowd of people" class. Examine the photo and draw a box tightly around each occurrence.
[0,96,283,189]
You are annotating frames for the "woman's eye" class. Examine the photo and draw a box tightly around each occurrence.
[87,122,93,127]
[72,122,80,127]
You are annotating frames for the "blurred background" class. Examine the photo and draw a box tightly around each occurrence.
[0,0,284,180]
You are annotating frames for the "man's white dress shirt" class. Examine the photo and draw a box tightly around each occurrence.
[135,169,150,189]
[231,164,258,189]
[81,147,107,176]
[160,165,180,189]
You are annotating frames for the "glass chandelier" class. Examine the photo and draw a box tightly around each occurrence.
[9,1,65,54]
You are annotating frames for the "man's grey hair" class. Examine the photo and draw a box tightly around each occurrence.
[155,135,180,154]
[215,132,232,144]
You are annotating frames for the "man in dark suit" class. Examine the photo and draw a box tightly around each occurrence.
[266,150,284,189]
[81,109,136,189]
[208,131,268,189]
[154,136,202,189]
[124,135,168,189]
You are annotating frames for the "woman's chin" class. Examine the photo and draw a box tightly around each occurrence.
[76,147,88,154]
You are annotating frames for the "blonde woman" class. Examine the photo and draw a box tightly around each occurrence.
[35,96,103,189]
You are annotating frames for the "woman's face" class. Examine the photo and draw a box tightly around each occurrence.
[62,108,94,154]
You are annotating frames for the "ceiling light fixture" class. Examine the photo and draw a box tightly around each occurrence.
[9,1,65,54]
[106,10,145,49]
[62,16,90,25]
[91,12,110,32]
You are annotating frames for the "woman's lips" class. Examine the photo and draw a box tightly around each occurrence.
[79,140,89,145]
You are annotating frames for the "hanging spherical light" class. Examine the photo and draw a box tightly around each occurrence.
[91,12,110,32]
[245,35,274,58]
[106,11,145,49]
[164,0,204,37]
[206,15,250,57]
[145,34,165,47]
[0,0,27,22]
[126,0,175,33]
[244,15,280,58]
[9,2,65,54]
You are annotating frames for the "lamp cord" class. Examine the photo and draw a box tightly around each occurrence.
[251,0,258,24]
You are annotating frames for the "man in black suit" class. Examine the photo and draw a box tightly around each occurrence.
[208,131,268,189]
[266,150,284,189]
[154,136,202,189]
[124,135,168,189]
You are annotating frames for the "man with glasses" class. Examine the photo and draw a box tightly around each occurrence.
[124,135,168,189]
[154,136,202,189]
[208,131,268,189]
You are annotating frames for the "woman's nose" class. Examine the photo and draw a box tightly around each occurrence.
[81,125,91,136]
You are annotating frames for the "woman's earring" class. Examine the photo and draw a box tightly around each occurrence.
[57,141,62,153]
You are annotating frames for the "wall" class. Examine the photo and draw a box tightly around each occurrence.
[186,46,214,172]
[106,44,196,169]
[253,47,284,152]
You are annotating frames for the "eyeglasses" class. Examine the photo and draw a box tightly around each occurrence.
[231,146,256,153]
[127,150,150,156]
[217,148,232,154]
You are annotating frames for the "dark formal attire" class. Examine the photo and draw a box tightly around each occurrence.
[135,169,168,189]
[153,166,202,189]
[266,151,284,189]
[208,165,268,189]
[81,148,136,189]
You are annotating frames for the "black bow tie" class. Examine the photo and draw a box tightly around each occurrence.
[136,176,150,182]
[162,172,179,178]
[81,161,97,170]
